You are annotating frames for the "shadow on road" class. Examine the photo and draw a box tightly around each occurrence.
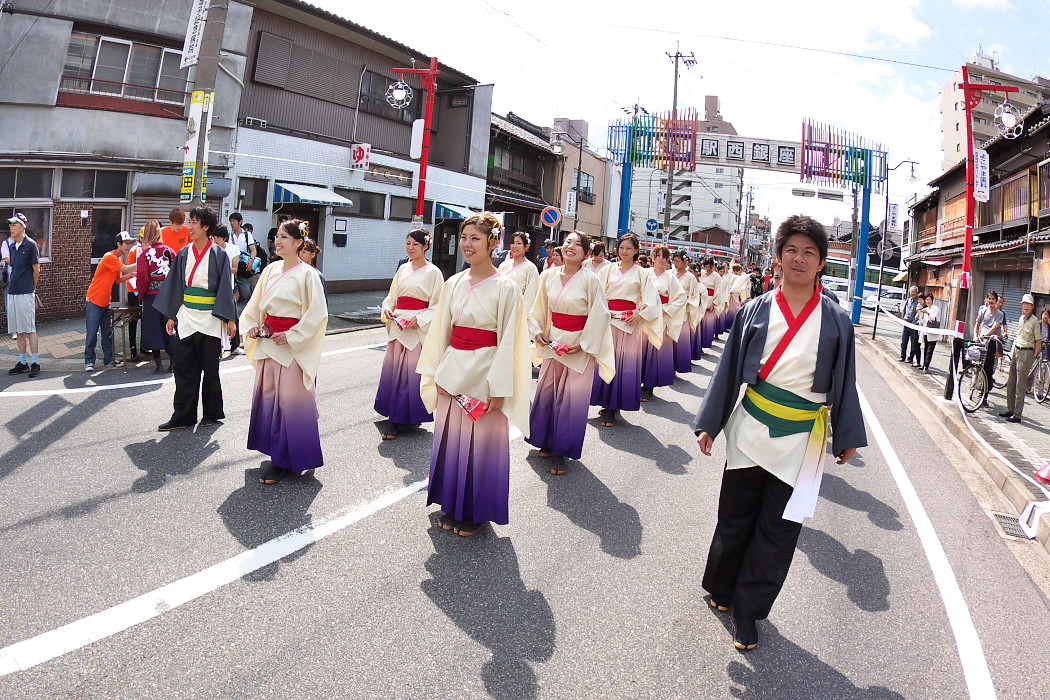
[796,527,891,612]
[217,465,323,582]
[125,430,222,493]
[375,420,433,485]
[593,418,691,475]
[721,619,905,699]
[526,455,642,559]
[642,392,700,425]
[820,473,902,531]
[421,517,555,700]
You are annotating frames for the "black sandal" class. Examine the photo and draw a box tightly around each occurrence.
[733,618,758,651]
[538,449,553,458]
[549,465,567,476]
[709,598,730,613]
[601,410,617,427]
[438,514,457,531]
[454,519,484,537]
[259,465,287,485]
[382,423,399,440]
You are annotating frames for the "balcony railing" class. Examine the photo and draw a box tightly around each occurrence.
[976,168,1037,228]
[59,74,189,106]
[938,216,965,246]
[1039,158,1050,214]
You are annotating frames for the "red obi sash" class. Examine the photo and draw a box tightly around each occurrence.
[608,299,637,312]
[551,312,587,332]
[451,325,498,350]
[265,314,299,333]
[707,288,715,296]
[659,294,669,304]
[396,295,428,310]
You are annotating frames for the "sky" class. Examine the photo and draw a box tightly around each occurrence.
[312,0,1050,232]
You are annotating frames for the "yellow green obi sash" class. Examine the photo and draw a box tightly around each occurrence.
[741,378,830,523]
[183,285,216,311]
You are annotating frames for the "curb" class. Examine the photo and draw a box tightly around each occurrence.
[857,333,1050,551]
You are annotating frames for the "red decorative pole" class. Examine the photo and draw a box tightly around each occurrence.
[943,65,1017,398]
[392,57,440,219]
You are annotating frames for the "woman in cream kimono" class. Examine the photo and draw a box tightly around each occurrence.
[417,213,530,536]
[590,233,662,427]
[699,257,721,349]
[690,261,706,360]
[715,263,731,336]
[673,251,700,372]
[727,262,751,328]
[375,229,445,440]
[641,245,687,401]
[497,231,540,313]
[241,220,329,485]
[528,231,614,474]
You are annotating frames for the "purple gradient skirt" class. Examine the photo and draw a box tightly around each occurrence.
[528,357,594,460]
[374,340,433,425]
[247,358,323,472]
[727,298,741,329]
[642,333,675,388]
[691,321,704,359]
[428,395,510,525]
[591,326,644,411]
[700,309,718,349]
[674,323,694,373]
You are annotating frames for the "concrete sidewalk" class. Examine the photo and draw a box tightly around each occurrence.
[0,290,387,370]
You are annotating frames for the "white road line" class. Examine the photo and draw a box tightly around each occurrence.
[0,343,387,398]
[0,478,429,677]
[858,388,997,700]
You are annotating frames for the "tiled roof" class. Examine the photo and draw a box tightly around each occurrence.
[491,114,556,154]
[485,184,549,210]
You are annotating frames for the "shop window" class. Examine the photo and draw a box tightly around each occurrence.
[61,169,128,199]
[390,196,416,221]
[1,207,53,260]
[239,177,268,210]
[91,208,124,261]
[332,188,385,218]
[0,168,53,199]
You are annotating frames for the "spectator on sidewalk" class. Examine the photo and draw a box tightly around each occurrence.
[1000,294,1041,423]
[126,233,142,361]
[299,237,328,295]
[4,213,41,378]
[899,286,921,365]
[976,291,1005,388]
[161,208,191,253]
[266,215,289,264]
[85,232,137,371]
[918,293,940,372]
[229,212,260,308]
[212,226,244,356]
[136,220,176,374]
[1040,307,1050,361]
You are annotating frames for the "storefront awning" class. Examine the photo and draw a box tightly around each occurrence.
[921,258,951,267]
[435,203,476,219]
[892,270,909,282]
[274,183,353,207]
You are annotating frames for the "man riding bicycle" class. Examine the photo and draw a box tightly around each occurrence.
[975,291,1005,385]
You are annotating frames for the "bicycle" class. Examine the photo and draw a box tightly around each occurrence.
[958,341,990,413]
[991,338,1048,400]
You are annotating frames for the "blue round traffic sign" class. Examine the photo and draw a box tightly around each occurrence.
[646,218,659,232]
[541,206,561,227]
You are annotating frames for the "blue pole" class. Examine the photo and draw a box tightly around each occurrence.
[851,153,873,323]
[617,161,633,239]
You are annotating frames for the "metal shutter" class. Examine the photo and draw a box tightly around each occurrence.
[983,270,1030,334]
[131,194,181,236]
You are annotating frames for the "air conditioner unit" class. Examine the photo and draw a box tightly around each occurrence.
[527,213,541,228]
[244,117,267,128]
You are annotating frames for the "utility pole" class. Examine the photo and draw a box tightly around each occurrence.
[188,0,229,207]
[663,42,695,244]
[738,184,753,262]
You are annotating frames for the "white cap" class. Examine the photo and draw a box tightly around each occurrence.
[1022,293,1035,305]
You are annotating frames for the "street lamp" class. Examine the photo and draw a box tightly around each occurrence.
[387,58,440,222]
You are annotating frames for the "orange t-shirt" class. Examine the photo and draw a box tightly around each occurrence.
[87,251,123,307]
[161,225,191,252]
[126,246,139,292]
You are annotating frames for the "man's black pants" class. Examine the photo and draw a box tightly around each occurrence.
[170,332,224,425]
[702,465,803,621]
[901,327,920,363]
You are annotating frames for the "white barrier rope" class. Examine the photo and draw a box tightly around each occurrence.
[873,301,963,339]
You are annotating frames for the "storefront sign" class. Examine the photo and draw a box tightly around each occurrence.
[350,143,371,171]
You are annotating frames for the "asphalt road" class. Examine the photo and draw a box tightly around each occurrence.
[0,325,1047,699]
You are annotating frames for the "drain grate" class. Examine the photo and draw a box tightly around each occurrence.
[992,512,1029,539]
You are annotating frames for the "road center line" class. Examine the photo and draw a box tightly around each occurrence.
[858,388,996,700]
[0,478,428,677]
[0,342,387,398]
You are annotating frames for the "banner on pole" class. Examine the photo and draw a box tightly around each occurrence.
[656,190,665,215]
[974,149,990,203]
[566,190,577,217]
[181,0,209,69]
[889,203,899,232]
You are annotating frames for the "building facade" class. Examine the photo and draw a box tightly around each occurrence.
[938,51,1050,170]
[0,0,251,323]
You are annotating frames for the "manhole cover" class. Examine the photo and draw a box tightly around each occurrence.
[992,512,1029,539]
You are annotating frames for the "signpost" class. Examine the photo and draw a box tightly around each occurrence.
[645,218,659,232]
[541,206,561,242]
[180,0,209,69]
